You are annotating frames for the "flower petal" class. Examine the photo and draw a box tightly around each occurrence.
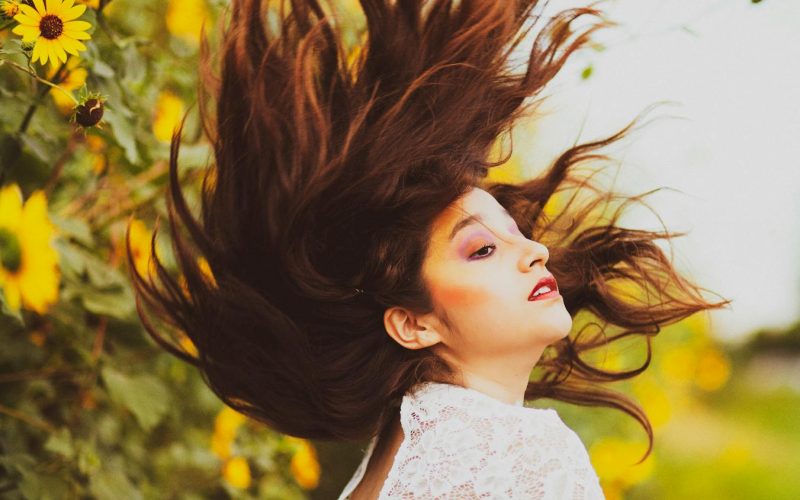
[61,3,85,21]
[0,185,23,230]
[63,30,91,41]
[31,42,43,64]
[63,20,91,32]
[13,13,41,26]
[2,281,22,313]
[45,0,63,16]
[33,0,46,16]
[18,4,42,21]
[59,37,80,55]
[53,39,67,64]
[40,40,51,65]
[12,25,41,43]
[62,36,86,52]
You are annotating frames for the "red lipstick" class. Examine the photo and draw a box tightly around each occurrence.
[528,275,560,301]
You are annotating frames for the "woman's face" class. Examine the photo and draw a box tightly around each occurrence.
[419,187,572,372]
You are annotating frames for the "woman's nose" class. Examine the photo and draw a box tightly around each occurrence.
[519,238,549,272]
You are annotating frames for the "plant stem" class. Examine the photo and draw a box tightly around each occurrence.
[0,58,79,106]
[16,58,70,135]
[0,403,55,433]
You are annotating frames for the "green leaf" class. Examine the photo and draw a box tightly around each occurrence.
[19,134,59,164]
[0,38,25,56]
[76,439,101,475]
[44,428,75,460]
[19,468,72,500]
[101,366,171,431]
[581,64,593,80]
[80,285,135,318]
[53,238,88,281]
[0,288,24,323]
[89,467,143,500]
[92,59,116,79]
[103,105,140,164]
[121,42,147,86]
[50,214,94,247]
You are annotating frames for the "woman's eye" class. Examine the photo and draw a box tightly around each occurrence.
[469,244,496,260]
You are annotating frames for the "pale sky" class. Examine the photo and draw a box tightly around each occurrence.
[516,0,800,342]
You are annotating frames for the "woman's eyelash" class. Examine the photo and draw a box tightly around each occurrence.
[469,244,496,260]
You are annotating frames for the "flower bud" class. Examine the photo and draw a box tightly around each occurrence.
[74,97,105,128]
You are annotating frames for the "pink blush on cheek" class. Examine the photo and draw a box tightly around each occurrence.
[434,283,489,307]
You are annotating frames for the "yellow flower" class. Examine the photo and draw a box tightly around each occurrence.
[46,56,86,114]
[75,0,97,8]
[0,184,60,314]
[84,134,107,175]
[289,438,320,490]
[166,0,209,45]
[694,347,731,392]
[152,90,185,143]
[1,0,20,19]
[11,0,92,68]
[660,344,696,386]
[211,406,247,460]
[222,456,251,489]
[631,375,672,430]
[178,255,217,296]
[126,218,159,280]
[589,436,654,490]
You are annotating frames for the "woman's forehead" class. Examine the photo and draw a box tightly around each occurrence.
[436,188,504,229]
[428,188,507,247]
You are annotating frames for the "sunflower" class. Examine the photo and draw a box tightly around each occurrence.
[11,0,92,67]
[0,184,61,314]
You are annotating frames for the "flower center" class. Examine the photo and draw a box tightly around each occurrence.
[39,14,64,40]
[0,228,22,273]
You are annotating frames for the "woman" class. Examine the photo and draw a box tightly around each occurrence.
[127,0,729,498]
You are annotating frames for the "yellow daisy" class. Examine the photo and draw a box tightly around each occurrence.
[222,456,251,489]
[11,0,92,67]
[46,56,87,114]
[0,184,61,314]
[152,90,185,143]
[287,437,321,490]
[125,218,160,280]
[165,0,209,45]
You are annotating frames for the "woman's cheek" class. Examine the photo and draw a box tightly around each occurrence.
[434,282,489,308]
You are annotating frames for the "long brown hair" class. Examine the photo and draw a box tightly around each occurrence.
[127,0,729,462]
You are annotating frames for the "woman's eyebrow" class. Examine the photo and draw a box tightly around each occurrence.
[448,208,513,241]
[449,214,483,241]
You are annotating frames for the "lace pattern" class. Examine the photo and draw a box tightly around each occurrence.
[339,382,605,499]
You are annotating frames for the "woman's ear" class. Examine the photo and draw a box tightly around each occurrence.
[383,307,443,350]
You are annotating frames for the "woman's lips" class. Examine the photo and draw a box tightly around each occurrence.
[529,288,560,301]
[529,275,560,301]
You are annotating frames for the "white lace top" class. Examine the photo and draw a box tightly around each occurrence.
[337,381,605,499]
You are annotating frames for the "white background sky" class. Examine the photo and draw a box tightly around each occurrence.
[515,0,800,343]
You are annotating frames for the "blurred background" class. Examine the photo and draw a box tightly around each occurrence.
[0,0,797,498]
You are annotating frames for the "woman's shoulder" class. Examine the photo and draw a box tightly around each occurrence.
[401,381,564,443]
[380,382,605,498]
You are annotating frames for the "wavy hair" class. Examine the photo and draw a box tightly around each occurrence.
[127,0,730,462]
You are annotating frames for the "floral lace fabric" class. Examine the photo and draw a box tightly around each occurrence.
[338,381,605,499]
